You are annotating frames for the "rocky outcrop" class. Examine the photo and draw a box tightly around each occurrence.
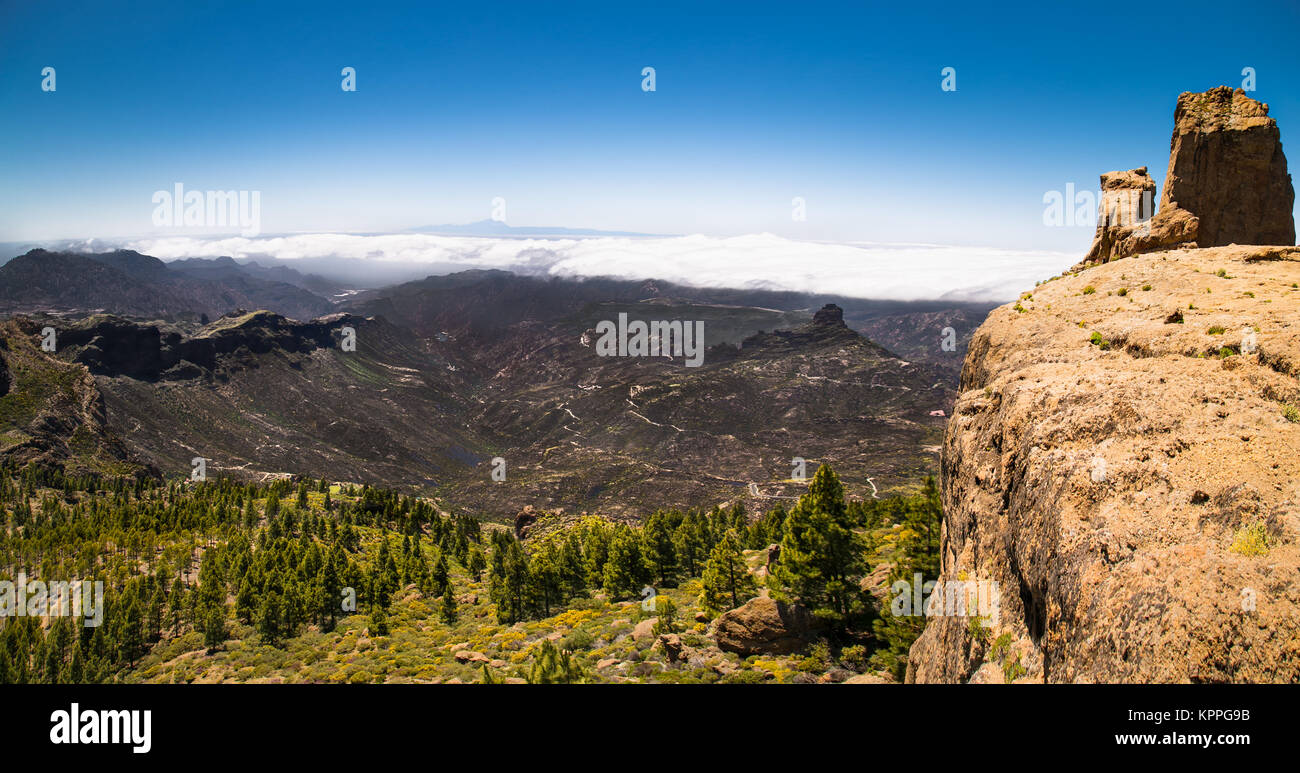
[812,303,846,327]
[1080,87,1294,269]
[1080,167,1175,265]
[908,244,1300,683]
[1161,87,1295,248]
[514,505,540,538]
[53,310,373,380]
[711,597,820,655]
[0,317,144,476]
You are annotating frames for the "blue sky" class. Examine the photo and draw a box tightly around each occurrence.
[1,0,1297,253]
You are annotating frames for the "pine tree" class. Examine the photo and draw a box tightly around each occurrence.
[652,598,680,635]
[699,529,757,615]
[673,513,709,577]
[368,602,389,636]
[431,551,450,596]
[467,545,486,580]
[440,582,458,625]
[602,527,651,600]
[526,639,585,684]
[203,607,226,651]
[488,537,530,624]
[258,592,282,644]
[773,464,867,629]
[235,578,257,624]
[641,511,678,587]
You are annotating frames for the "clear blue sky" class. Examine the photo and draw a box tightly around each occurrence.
[1,0,1297,251]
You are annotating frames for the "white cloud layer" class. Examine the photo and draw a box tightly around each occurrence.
[122,232,1075,302]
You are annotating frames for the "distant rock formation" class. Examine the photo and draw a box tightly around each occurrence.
[1079,87,1294,269]
[812,303,846,327]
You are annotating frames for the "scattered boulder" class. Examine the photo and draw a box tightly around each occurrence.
[632,617,659,643]
[657,633,684,662]
[765,543,781,574]
[514,505,539,538]
[843,672,893,684]
[710,597,821,656]
[453,650,490,665]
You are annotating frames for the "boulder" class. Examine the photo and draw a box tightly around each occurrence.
[453,650,490,665]
[710,597,820,656]
[631,617,659,643]
[514,505,539,538]
[843,672,893,684]
[657,633,684,662]
[765,543,781,574]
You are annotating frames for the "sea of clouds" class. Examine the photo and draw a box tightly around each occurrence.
[119,232,1075,302]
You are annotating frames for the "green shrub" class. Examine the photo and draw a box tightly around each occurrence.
[559,629,595,652]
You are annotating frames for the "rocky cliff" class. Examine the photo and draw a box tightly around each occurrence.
[907,244,1300,682]
[1080,87,1294,268]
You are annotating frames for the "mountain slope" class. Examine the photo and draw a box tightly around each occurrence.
[0,316,142,476]
[0,250,334,321]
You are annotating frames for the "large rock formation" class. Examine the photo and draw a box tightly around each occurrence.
[1080,167,1195,265]
[1161,87,1295,247]
[908,244,1300,683]
[1080,87,1294,268]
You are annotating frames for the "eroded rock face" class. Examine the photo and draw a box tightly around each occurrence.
[908,244,1300,683]
[1079,87,1294,269]
[1082,167,1172,265]
[1161,87,1295,248]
